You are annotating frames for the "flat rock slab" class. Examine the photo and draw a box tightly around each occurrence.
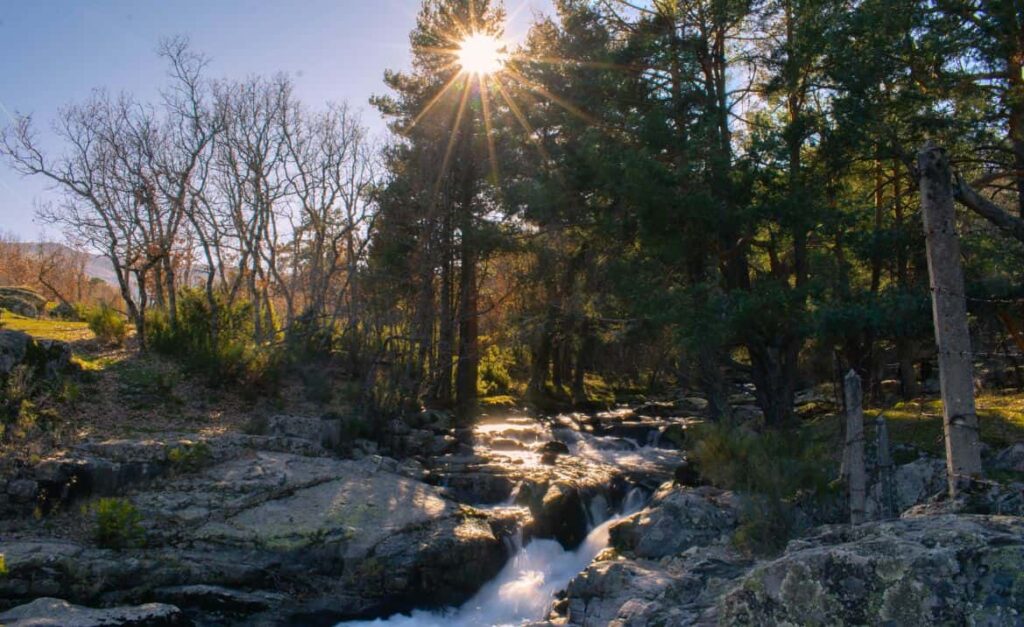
[1,451,510,621]
[0,597,184,626]
[194,461,453,555]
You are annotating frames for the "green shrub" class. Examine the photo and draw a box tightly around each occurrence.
[691,422,834,556]
[1,365,36,438]
[90,498,144,549]
[86,304,127,346]
[478,343,515,396]
[732,496,794,557]
[167,441,213,473]
[148,289,281,392]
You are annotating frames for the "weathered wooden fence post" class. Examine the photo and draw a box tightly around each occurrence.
[876,414,896,519]
[844,370,866,524]
[917,143,984,497]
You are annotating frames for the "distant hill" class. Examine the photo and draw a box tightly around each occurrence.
[12,242,119,286]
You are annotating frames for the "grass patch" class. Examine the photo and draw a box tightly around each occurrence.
[583,373,617,405]
[481,394,518,409]
[801,392,1024,461]
[0,311,93,342]
[112,359,182,410]
[71,353,121,372]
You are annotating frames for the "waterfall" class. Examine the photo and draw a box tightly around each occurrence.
[339,491,647,627]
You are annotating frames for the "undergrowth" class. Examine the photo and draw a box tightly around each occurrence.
[690,421,837,556]
[89,498,145,549]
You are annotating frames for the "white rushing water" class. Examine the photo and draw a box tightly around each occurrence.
[340,489,646,627]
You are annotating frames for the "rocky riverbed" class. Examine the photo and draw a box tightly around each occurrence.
[0,402,691,625]
[2,396,1023,626]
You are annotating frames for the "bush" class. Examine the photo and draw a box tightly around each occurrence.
[1,365,36,439]
[148,289,281,392]
[691,422,835,556]
[86,304,127,346]
[90,498,144,549]
[167,441,213,473]
[478,343,515,396]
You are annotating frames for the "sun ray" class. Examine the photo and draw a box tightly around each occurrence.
[409,71,464,132]
[429,76,473,210]
[502,65,598,125]
[520,55,635,73]
[479,74,501,186]
[491,73,551,165]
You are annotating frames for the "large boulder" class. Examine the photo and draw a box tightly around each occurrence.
[0,330,30,376]
[0,597,184,626]
[865,457,946,520]
[562,545,750,626]
[991,443,1024,474]
[0,287,48,310]
[266,414,344,450]
[0,287,47,319]
[525,481,588,549]
[609,485,738,559]
[719,514,1024,626]
[0,330,71,379]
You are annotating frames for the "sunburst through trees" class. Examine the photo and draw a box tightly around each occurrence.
[371,0,590,418]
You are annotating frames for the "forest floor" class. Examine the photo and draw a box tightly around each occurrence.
[4,309,1024,475]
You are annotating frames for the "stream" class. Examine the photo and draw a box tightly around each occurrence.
[342,488,646,627]
[340,409,686,627]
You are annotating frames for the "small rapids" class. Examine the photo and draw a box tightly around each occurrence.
[340,489,647,627]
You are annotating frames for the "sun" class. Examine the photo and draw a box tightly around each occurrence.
[457,33,506,76]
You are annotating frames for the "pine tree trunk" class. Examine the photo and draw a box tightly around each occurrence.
[455,236,479,422]
[844,370,866,524]
[527,301,556,401]
[435,253,454,406]
[918,144,984,497]
[572,320,594,404]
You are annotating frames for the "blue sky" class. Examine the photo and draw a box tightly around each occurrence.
[0,0,552,240]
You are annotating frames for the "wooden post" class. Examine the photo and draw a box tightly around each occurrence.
[876,414,896,519]
[917,144,984,497]
[844,370,866,524]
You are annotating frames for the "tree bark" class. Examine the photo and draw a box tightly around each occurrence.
[571,319,595,404]
[918,144,984,497]
[844,370,866,525]
[455,231,479,422]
